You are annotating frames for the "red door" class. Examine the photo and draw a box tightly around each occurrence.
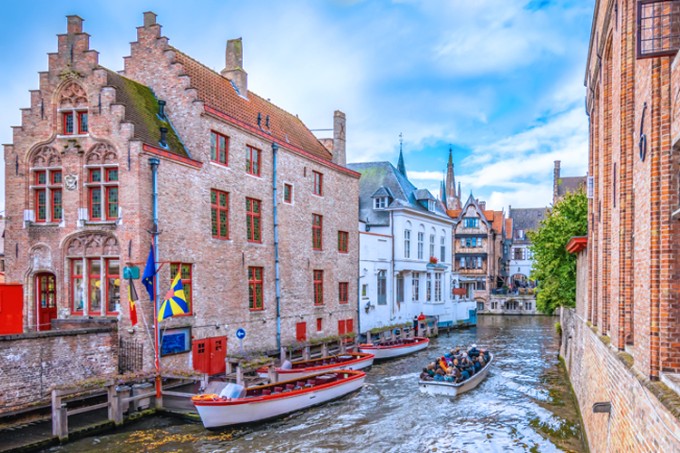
[296,322,307,342]
[192,336,227,375]
[346,318,354,334]
[338,319,346,336]
[36,273,56,331]
[0,283,24,335]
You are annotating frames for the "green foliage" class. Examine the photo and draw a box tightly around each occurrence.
[529,190,587,314]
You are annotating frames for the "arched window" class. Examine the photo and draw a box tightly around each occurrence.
[84,143,119,222]
[58,82,89,135]
[29,146,63,223]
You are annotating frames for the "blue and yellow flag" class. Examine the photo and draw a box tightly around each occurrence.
[158,272,189,321]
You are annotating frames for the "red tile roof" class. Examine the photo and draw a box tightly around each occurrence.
[505,218,513,239]
[170,48,332,161]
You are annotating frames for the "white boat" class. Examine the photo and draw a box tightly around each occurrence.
[192,370,366,428]
[358,336,429,360]
[418,352,493,397]
[257,352,375,381]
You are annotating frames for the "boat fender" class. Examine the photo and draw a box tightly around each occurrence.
[193,393,219,401]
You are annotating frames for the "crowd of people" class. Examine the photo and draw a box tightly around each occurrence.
[419,345,490,384]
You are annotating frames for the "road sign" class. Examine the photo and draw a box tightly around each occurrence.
[236,328,246,340]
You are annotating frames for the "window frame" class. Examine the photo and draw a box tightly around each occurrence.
[412,272,420,301]
[210,130,229,166]
[246,145,262,176]
[312,214,323,250]
[377,270,387,305]
[417,232,424,259]
[61,109,89,135]
[338,230,349,253]
[313,270,324,306]
[339,281,349,304]
[246,197,262,243]
[283,183,293,204]
[33,169,63,223]
[85,165,119,222]
[404,230,411,258]
[169,262,193,316]
[463,217,479,228]
[313,171,323,196]
[211,189,230,240]
[248,266,264,311]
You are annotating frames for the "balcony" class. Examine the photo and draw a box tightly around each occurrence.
[638,0,680,58]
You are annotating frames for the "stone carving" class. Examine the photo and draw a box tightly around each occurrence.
[64,175,77,191]
[86,142,118,165]
[30,245,52,271]
[66,233,120,257]
[30,146,62,167]
[59,81,88,108]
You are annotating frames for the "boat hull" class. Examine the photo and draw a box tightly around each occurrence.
[418,353,493,396]
[359,337,429,360]
[271,354,374,381]
[193,372,365,428]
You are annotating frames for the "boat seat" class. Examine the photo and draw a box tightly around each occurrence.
[285,384,295,391]
[274,386,283,393]
[262,389,272,396]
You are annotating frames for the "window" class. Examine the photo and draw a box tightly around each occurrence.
[396,275,404,303]
[105,259,121,313]
[313,171,323,196]
[476,280,486,290]
[338,231,349,253]
[246,198,262,242]
[513,248,524,260]
[339,282,349,304]
[517,229,525,240]
[361,284,368,297]
[412,273,420,301]
[246,145,261,176]
[637,1,680,59]
[426,274,432,301]
[404,230,411,258]
[465,237,481,248]
[463,217,478,228]
[87,166,119,221]
[314,270,324,306]
[170,263,193,315]
[312,214,323,250]
[284,183,293,203]
[71,259,85,313]
[210,131,229,166]
[440,237,446,262]
[33,169,62,222]
[417,232,424,259]
[434,274,442,302]
[248,266,264,311]
[377,270,387,304]
[317,317,323,332]
[211,189,229,239]
[429,234,435,258]
[62,110,88,135]
[374,197,388,209]
[427,200,435,212]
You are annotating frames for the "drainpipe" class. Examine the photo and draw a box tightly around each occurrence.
[390,211,395,321]
[149,157,161,401]
[272,142,281,351]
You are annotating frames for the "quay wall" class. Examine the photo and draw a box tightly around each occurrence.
[0,327,118,414]
[561,307,680,452]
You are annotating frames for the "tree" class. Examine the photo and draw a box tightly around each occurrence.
[528,189,588,314]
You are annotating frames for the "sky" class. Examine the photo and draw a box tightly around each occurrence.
[0,0,594,213]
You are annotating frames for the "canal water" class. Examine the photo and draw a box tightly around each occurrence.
[47,315,586,452]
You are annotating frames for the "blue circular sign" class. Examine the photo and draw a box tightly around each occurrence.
[236,328,246,340]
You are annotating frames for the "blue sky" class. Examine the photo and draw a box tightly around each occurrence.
[0,0,593,212]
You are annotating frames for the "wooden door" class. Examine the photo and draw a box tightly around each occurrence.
[296,322,307,342]
[192,339,208,373]
[36,273,56,331]
[338,319,346,336]
[192,336,227,375]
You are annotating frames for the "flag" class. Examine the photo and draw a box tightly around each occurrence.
[142,245,156,302]
[127,278,139,326]
[158,272,189,321]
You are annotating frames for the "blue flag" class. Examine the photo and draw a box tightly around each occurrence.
[142,245,156,302]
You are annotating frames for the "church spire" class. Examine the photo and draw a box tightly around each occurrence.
[397,132,406,175]
[441,178,447,206]
[445,146,460,209]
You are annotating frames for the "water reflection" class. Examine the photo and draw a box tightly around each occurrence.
[48,316,585,453]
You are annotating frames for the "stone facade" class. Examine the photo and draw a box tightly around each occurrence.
[3,13,359,374]
[0,326,118,414]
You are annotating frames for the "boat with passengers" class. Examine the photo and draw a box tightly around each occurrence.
[418,346,493,396]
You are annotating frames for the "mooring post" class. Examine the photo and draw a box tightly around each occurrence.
[236,365,244,386]
[321,343,328,357]
[51,391,68,442]
[107,384,117,422]
[303,345,310,360]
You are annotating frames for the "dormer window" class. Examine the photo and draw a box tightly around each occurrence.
[428,200,435,212]
[62,110,88,135]
[374,197,388,209]
[463,217,479,228]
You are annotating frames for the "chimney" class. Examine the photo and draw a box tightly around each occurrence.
[159,127,168,148]
[332,110,346,165]
[143,11,157,27]
[479,201,486,211]
[67,15,83,35]
[553,160,561,202]
[157,100,166,120]
[221,38,248,98]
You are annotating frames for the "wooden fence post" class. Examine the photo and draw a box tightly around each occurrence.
[51,389,68,441]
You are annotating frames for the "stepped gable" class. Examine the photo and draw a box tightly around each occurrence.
[169,47,332,160]
[104,69,188,158]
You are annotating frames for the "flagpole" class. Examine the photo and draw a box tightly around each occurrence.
[149,157,162,403]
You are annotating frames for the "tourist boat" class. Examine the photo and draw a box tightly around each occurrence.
[418,352,494,397]
[358,336,429,360]
[192,369,366,429]
[257,352,375,381]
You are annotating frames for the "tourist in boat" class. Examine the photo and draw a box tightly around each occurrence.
[420,367,434,381]
[473,357,482,373]
[468,344,480,359]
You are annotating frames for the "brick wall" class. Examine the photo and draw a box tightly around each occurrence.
[0,326,118,414]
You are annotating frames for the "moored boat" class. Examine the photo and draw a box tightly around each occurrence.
[192,369,366,429]
[257,352,375,381]
[358,336,429,360]
[418,352,493,397]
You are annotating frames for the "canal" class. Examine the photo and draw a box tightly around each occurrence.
[47,315,586,452]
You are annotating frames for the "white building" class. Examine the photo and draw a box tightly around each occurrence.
[507,207,547,288]
[349,156,475,334]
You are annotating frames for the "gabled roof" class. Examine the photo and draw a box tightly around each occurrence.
[505,218,513,240]
[509,207,548,233]
[414,189,436,201]
[371,186,393,199]
[347,161,450,226]
[170,47,332,161]
[556,176,586,198]
[105,69,188,158]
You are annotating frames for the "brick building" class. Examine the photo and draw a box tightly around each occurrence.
[560,1,680,451]
[3,13,359,374]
